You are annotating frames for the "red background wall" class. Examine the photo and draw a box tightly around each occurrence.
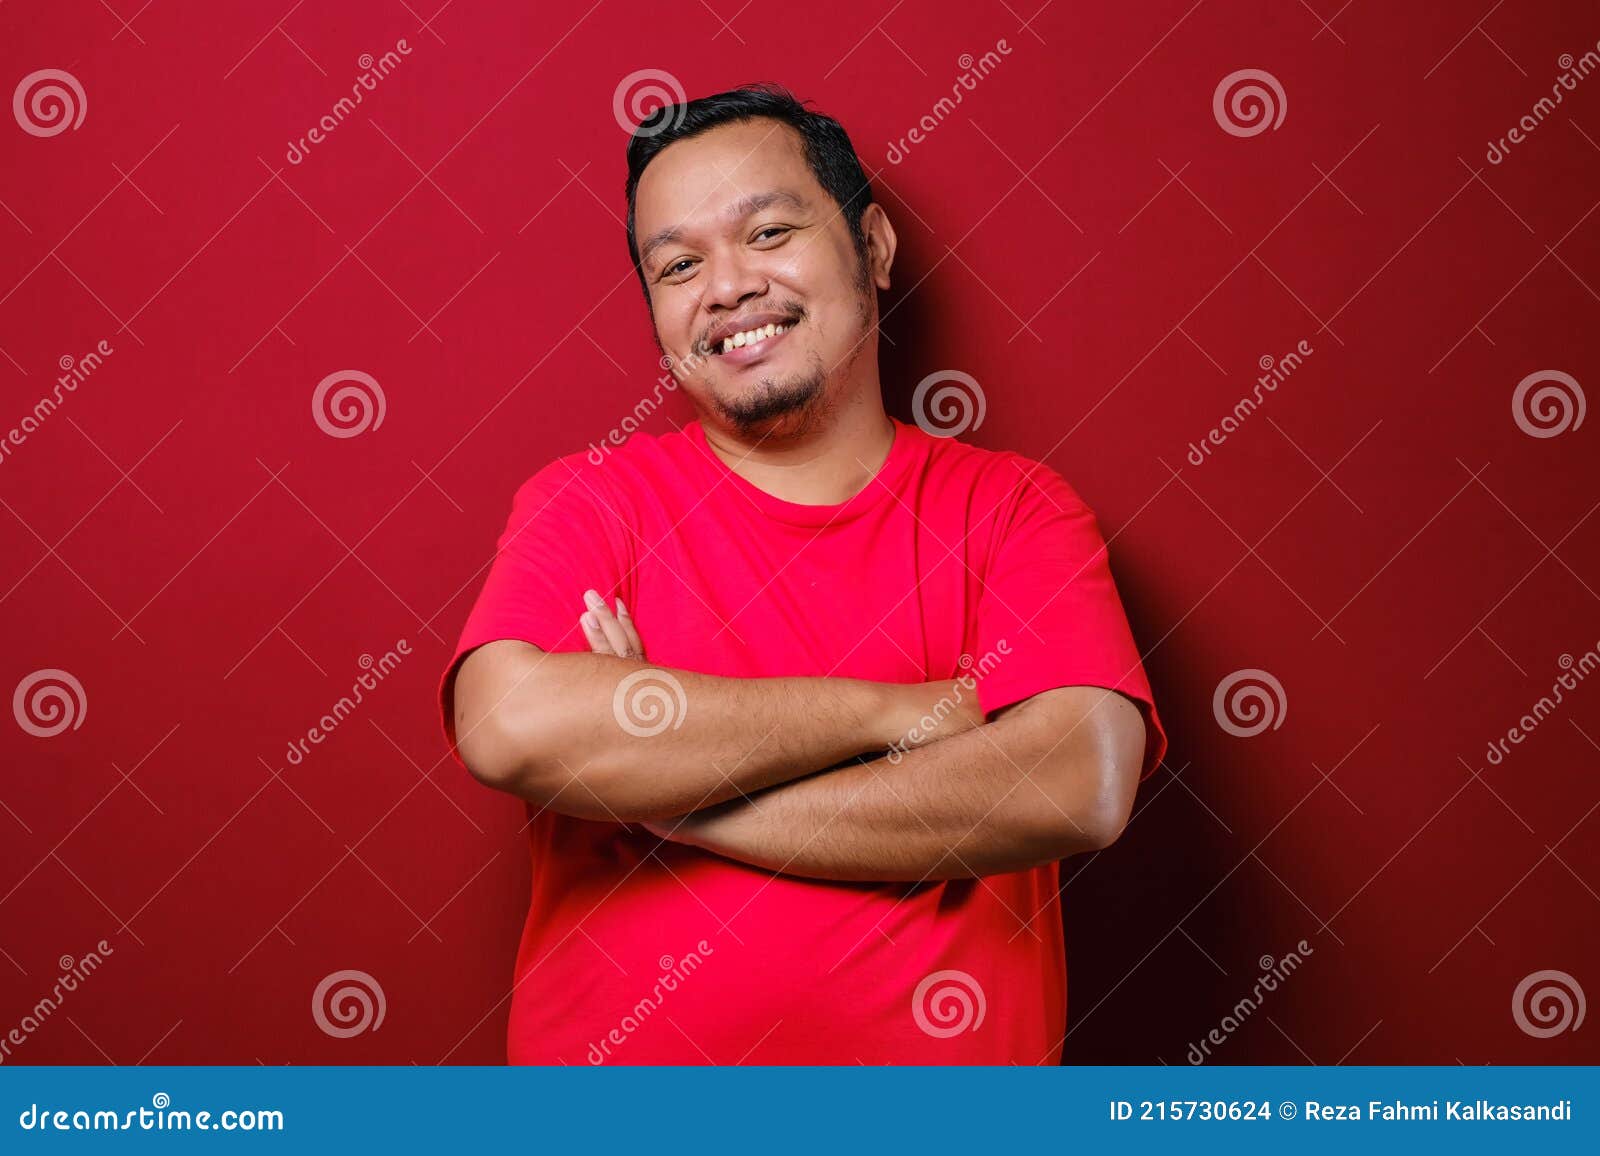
[2,0,1596,1065]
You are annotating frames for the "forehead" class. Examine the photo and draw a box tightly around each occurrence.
[634,119,819,248]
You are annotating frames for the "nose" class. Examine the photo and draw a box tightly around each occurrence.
[701,245,768,314]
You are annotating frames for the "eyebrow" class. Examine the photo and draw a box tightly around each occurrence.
[638,189,809,271]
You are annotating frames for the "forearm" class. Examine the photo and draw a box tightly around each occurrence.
[662,688,1140,881]
[455,640,944,821]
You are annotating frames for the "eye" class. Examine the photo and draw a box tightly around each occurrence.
[659,258,695,282]
[753,226,790,242]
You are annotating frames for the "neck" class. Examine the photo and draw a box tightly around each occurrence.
[699,389,895,507]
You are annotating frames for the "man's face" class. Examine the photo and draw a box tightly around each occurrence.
[633,118,881,439]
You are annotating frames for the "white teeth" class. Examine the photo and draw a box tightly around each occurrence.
[718,322,790,354]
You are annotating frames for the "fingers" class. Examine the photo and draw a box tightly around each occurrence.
[615,598,646,659]
[580,609,613,654]
[583,589,639,658]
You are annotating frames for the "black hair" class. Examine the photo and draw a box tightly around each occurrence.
[624,83,874,308]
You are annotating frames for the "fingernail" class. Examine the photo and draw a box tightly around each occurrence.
[583,589,605,610]
[616,598,629,617]
[581,611,598,630]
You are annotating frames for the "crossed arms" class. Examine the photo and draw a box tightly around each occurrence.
[452,592,1146,882]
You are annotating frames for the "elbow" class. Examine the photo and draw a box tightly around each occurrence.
[457,700,543,797]
[1030,753,1139,858]
[457,703,657,822]
[1075,796,1131,852]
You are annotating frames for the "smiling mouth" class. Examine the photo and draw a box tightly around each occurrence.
[709,319,796,357]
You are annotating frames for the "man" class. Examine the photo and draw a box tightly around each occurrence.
[438,83,1167,1065]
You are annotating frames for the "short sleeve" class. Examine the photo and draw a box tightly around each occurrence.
[972,460,1168,780]
[436,454,632,765]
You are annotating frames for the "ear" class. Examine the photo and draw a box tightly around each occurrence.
[861,202,897,291]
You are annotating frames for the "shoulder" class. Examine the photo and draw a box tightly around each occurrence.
[917,426,1091,517]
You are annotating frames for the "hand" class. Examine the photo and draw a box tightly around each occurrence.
[578,588,646,659]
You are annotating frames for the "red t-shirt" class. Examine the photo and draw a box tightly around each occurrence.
[438,415,1167,1065]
